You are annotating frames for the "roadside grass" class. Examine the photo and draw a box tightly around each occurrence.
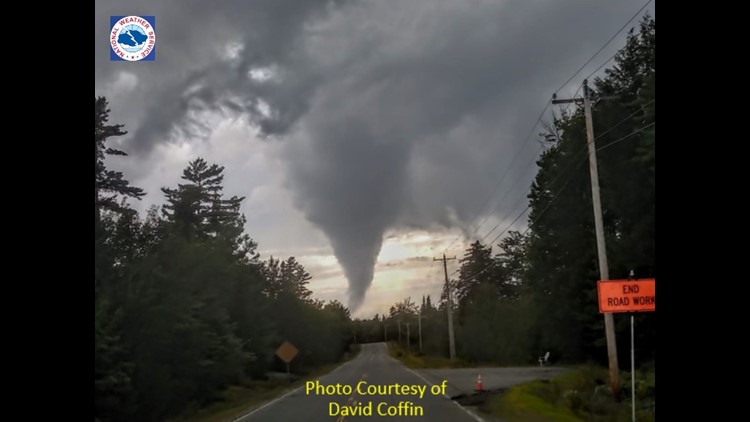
[171,344,361,422]
[386,341,470,369]
[480,365,655,422]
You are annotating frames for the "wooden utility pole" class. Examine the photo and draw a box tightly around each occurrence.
[434,253,457,360]
[552,79,620,395]
[418,312,423,353]
[406,322,411,352]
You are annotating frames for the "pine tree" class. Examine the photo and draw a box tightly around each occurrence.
[261,256,313,302]
[161,158,250,250]
[95,97,144,222]
[453,241,499,306]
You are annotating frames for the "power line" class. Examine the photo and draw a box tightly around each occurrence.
[443,0,653,256]
[560,3,652,115]
[475,100,655,253]
[444,142,544,258]
[562,84,584,116]
[564,7,652,116]
[470,143,544,242]
[445,138,548,256]
[521,177,577,237]
[449,169,569,279]
[586,100,654,148]
[478,175,534,244]
[554,0,653,94]
[453,168,577,282]
[535,103,657,231]
[560,98,655,155]
[595,122,654,153]
[450,120,654,281]
[442,101,551,253]
[583,51,619,83]
[449,158,581,280]
[485,206,531,249]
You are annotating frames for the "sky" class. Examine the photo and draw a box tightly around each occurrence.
[95,0,655,318]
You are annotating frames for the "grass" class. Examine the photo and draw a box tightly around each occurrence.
[480,365,655,422]
[386,341,470,369]
[484,374,585,422]
[171,381,301,422]
[172,344,361,422]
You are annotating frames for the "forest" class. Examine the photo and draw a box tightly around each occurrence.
[95,106,353,421]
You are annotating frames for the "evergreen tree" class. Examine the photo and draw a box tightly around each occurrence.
[525,15,655,362]
[95,97,144,221]
[161,158,243,237]
[261,256,313,302]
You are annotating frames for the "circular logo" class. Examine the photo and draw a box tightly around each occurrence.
[110,16,155,61]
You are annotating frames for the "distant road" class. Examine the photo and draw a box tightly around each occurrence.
[417,366,570,398]
[236,342,483,421]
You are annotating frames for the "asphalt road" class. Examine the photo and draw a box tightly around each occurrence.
[417,366,571,398]
[237,342,483,422]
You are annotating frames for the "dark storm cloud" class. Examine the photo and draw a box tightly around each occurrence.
[95,0,653,310]
[96,0,346,153]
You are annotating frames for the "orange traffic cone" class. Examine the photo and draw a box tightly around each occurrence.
[475,374,483,392]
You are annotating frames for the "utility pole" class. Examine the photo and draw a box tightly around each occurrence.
[552,79,619,395]
[434,253,457,360]
[628,269,636,422]
[398,320,401,344]
[406,323,411,352]
[384,320,387,342]
[418,312,423,353]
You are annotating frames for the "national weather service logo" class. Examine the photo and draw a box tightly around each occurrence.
[110,16,156,61]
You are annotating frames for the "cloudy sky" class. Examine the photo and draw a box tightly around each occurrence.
[95,0,655,318]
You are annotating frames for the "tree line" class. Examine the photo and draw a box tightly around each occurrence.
[356,16,655,369]
[95,100,353,422]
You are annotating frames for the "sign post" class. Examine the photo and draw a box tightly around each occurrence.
[597,277,655,422]
[275,341,299,382]
[630,312,635,422]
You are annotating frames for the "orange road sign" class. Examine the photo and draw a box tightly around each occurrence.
[276,341,299,363]
[597,279,655,313]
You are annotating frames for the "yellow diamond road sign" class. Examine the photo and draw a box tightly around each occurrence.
[276,341,299,364]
